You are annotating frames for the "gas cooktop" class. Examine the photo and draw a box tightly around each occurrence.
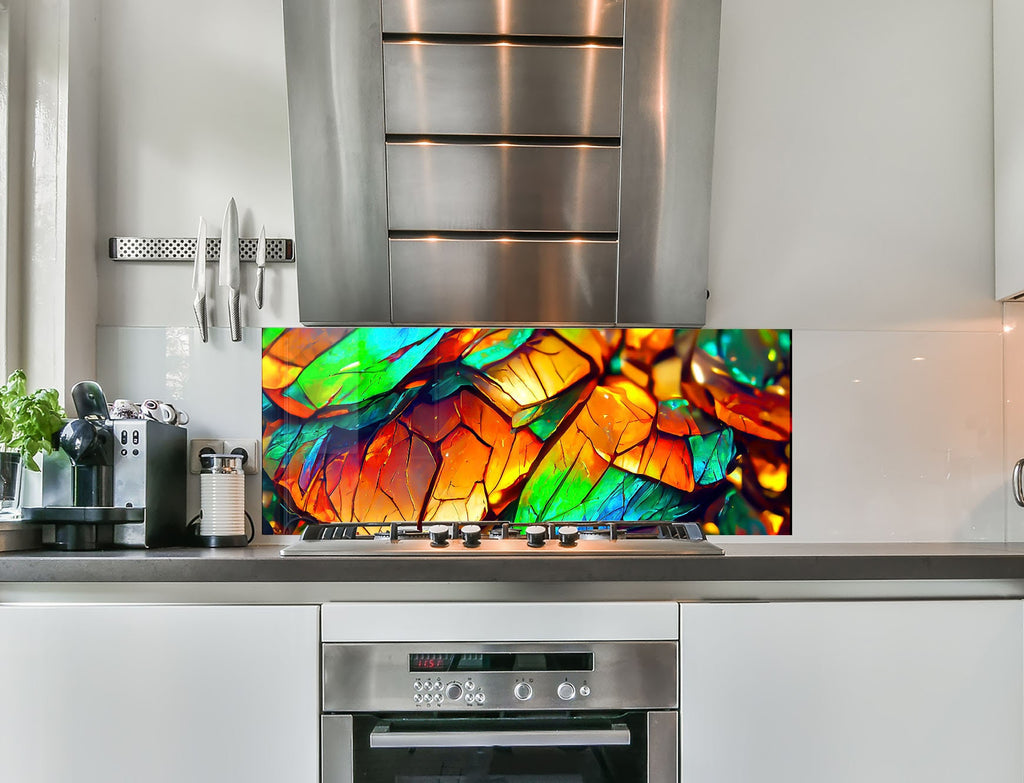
[279,521,723,557]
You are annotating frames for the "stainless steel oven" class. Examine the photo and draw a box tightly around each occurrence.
[321,641,678,782]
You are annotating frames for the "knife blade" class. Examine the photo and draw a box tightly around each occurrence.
[254,224,266,310]
[192,217,208,342]
[219,197,241,342]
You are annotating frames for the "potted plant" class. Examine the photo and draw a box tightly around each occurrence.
[0,370,65,516]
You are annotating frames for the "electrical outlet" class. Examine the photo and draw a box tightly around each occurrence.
[189,439,224,474]
[223,438,261,476]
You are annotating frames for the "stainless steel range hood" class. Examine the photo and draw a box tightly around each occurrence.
[284,0,721,326]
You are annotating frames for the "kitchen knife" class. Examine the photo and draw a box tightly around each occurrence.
[192,217,209,342]
[219,197,241,342]
[254,224,266,310]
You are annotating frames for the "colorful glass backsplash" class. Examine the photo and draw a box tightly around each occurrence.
[261,328,791,535]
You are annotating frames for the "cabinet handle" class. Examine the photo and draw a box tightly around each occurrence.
[1013,459,1024,507]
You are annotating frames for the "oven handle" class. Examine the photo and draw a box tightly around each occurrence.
[369,723,632,749]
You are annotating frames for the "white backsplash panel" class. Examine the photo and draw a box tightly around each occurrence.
[95,326,273,541]
[96,325,1006,544]
[791,330,1004,542]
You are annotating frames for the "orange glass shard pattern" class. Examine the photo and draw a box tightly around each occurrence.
[262,328,792,535]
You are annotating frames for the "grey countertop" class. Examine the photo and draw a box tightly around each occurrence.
[2,541,1024,584]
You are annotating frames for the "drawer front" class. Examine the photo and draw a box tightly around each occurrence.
[381,0,625,37]
[384,42,623,137]
[386,143,621,232]
[390,239,617,323]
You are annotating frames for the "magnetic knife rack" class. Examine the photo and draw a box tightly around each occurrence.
[108,237,294,263]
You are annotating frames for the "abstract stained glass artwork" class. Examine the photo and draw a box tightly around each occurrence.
[262,328,792,535]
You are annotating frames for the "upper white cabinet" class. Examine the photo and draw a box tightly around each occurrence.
[680,601,1023,783]
[996,0,1024,299]
[0,605,319,783]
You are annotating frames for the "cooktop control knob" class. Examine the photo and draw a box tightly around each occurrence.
[514,682,533,701]
[445,682,463,702]
[557,525,579,547]
[428,524,450,547]
[461,524,482,548]
[557,682,576,701]
[525,525,547,548]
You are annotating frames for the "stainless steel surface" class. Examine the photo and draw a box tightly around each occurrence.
[109,236,293,263]
[322,641,678,712]
[322,715,354,783]
[219,198,241,342]
[647,711,678,783]
[284,0,391,325]
[0,522,42,552]
[283,536,722,557]
[383,42,623,137]
[381,0,625,37]
[286,0,721,327]
[1014,459,1024,508]
[368,723,631,748]
[386,142,621,231]
[191,217,208,342]
[617,0,721,326]
[254,225,266,310]
[390,238,617,323]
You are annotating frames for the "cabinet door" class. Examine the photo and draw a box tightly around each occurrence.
[0,605,319,783]
[680,601,1023,783]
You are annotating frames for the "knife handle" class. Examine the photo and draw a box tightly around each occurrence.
[229,289,241,342]
[193,294,209,343]
[254,267,265,310]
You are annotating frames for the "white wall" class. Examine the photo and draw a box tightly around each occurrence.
[92,0,1004,542]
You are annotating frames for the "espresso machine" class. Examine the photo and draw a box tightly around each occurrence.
[22,381,187,550]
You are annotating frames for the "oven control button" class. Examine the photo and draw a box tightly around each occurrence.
[413,680,423,691]
[525,525,547,547]
[434,693,443,704]
[413,694,422,705]
[557,682,576,701]
[513,682,533,701]
[445,682,464,701]
[465,694,473,705]
[428,524,450,547]
[579,685,591,697]
[474,692,486,705]
[465,680,475,691]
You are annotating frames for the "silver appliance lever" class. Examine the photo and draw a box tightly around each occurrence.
[1013,459,1024,507]
[368,724,631,749]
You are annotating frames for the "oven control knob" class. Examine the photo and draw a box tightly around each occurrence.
[579,685,591,697]
[557,525,579,547]
[428,524,450,547]
[525,525,547,548]
[557,682,576,701]
[514,682,533,701]
[446,682,464,701]
[461,524,482,548]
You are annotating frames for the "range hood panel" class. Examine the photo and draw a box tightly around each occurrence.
[284,0,720,327]
[383,42,624,137]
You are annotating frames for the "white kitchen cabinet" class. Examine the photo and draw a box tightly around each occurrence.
[0,604,319,783]
[996,0,1024,299]
[679,601,1023,783]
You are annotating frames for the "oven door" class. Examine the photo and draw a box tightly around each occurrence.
[323,711,677,783]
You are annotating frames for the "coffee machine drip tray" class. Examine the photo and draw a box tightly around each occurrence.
[20,506,146,551]
[22,507,145,524]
